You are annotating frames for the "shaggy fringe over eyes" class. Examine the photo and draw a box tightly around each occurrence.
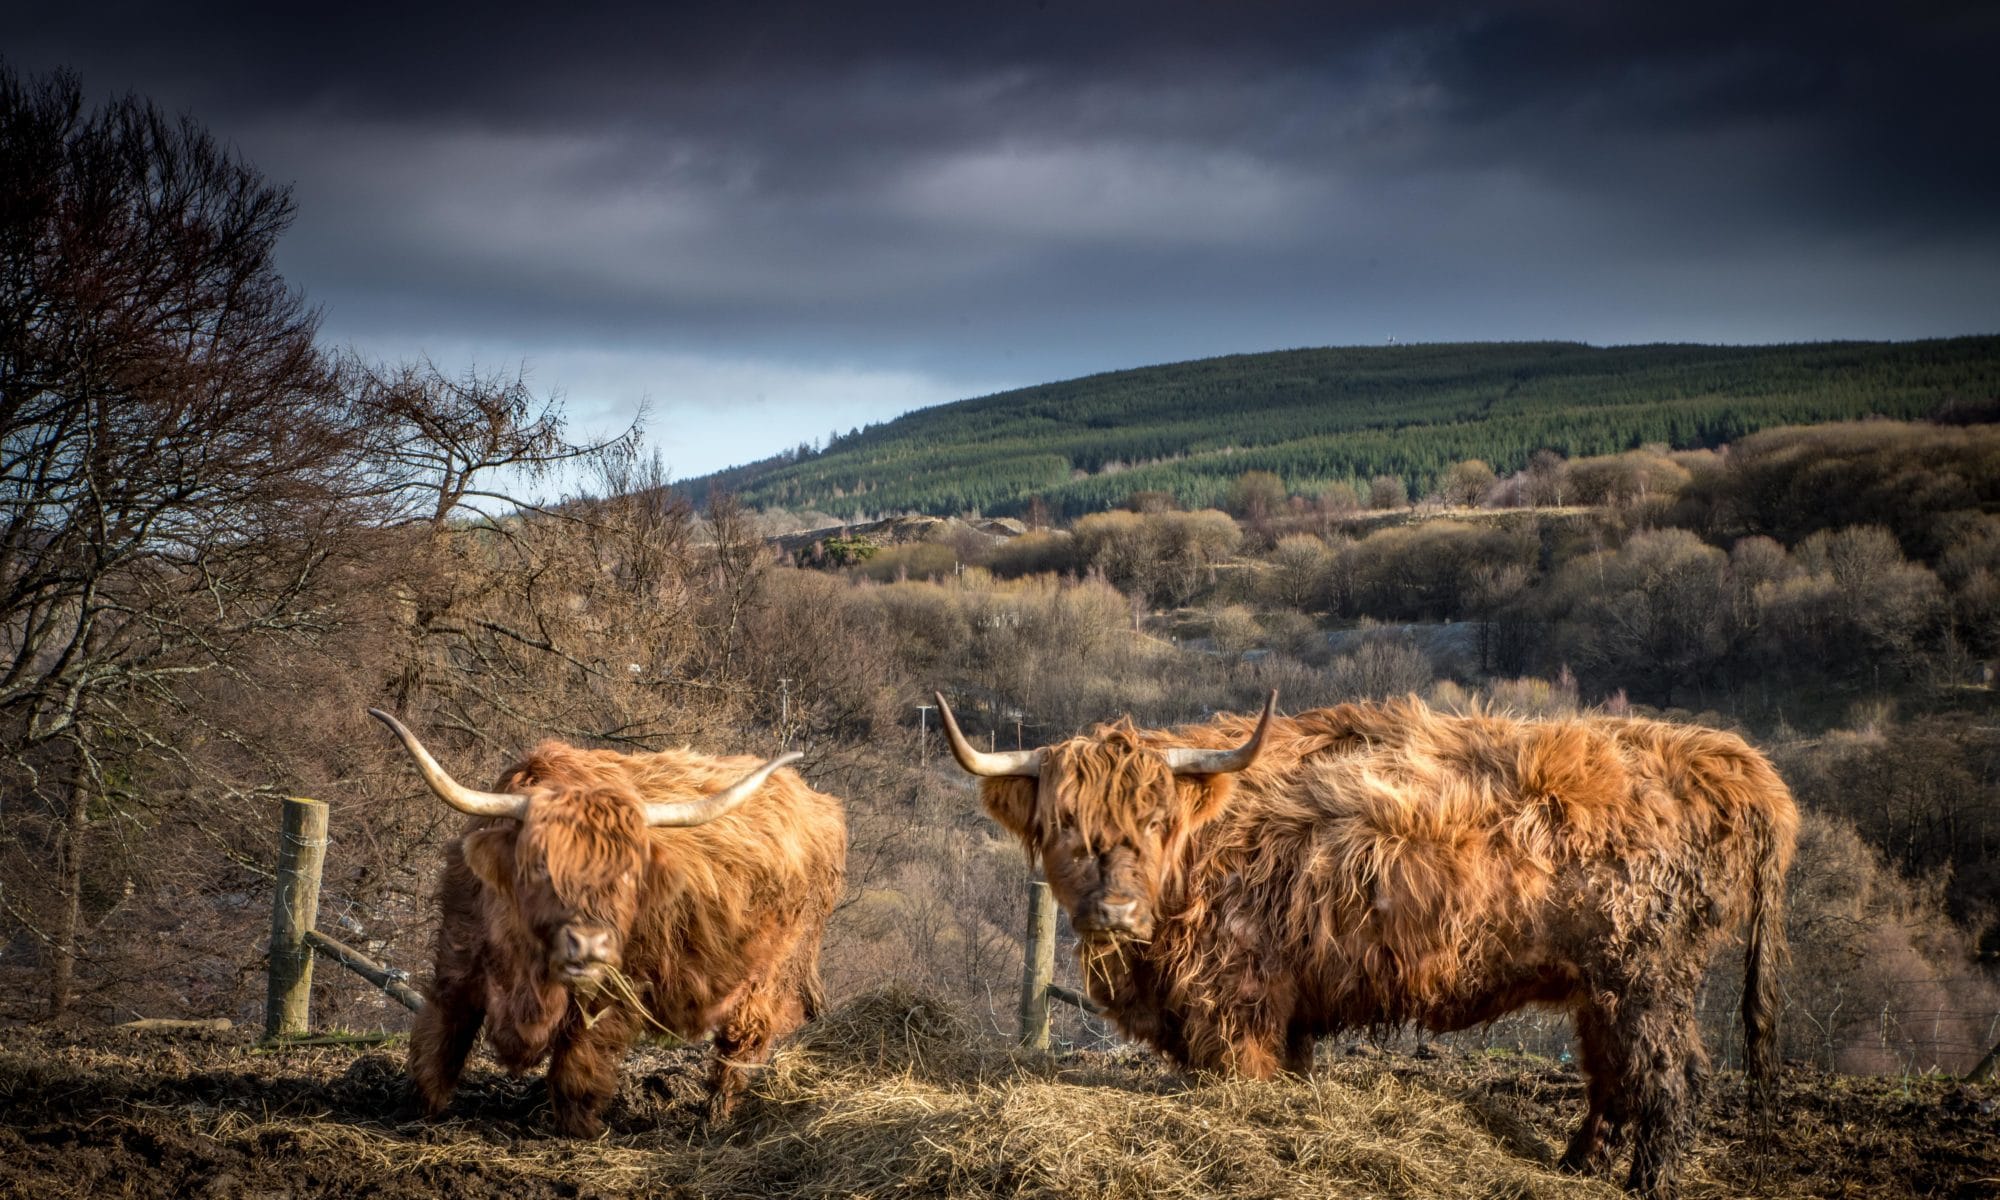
[503,746,650,912]
[987,723,1239,896]
[1045,723,1185,851]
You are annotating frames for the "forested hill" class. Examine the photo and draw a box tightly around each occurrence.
[678,337,2000,519]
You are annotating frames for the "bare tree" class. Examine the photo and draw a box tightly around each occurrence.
[350,356,640,531]
[1226,470,1285,522]
[0,67,366,1015]
[1523,449,1570,508]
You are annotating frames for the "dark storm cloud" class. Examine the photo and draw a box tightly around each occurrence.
[18,2,1993,211]
[5,2,1997,473]
[1409,3,2000,237]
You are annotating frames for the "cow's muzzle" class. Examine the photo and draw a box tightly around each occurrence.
[551,924,621,986]
[1073,898,1152,943]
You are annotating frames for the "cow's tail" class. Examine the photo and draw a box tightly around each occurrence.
[1741,804,1791,1124]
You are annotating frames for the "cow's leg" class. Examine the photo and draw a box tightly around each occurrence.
[1282,1023,1318,1076]
[1153,1017,1195,1071]
[408,980,484,1116]
[1560,1001,1623,1175]
[1183,1001,1286,1079]
[545,1009,633,1138]
[1604,978,1704,1200]
[1117,1002,1194,1069]
[707,985,799,1123]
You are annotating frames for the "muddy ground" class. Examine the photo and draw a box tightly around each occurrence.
[1,1005,1994,1200]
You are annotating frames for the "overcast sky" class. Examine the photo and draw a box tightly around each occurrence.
[8,2,1998,477]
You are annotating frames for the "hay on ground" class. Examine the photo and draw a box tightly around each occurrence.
[2,987,1992,1199]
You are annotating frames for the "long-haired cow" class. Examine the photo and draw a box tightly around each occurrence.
[370,709,845,1135]
[938,692,1796,1198]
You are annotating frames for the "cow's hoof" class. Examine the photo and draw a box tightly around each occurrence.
[1557,1145,1611,1177]
[552,1111,606,1139]
[399,1096,439,1124]
[405,1085,452,1123]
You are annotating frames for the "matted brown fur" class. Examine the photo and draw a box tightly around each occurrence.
[979,698,1797,1200]
[411,741,846,1137]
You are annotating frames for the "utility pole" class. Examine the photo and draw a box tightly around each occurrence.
[916,703,935,768]
[778,677,792,749]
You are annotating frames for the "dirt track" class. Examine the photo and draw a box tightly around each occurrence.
[1,1009,1994,1200]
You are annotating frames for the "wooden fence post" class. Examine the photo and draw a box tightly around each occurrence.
[265,797,328,1040]
[1017,878,1057,1050]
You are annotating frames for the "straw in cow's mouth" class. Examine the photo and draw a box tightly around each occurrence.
[1079,934,1145,995]
[574,964,674,1034]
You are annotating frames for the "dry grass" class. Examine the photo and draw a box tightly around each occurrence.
[2,988,1994,1199]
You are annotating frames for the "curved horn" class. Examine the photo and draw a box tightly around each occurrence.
[1161,691,1278,775]
[367,708,532,819]
[644,750,804,827]
[934,692,1043,777]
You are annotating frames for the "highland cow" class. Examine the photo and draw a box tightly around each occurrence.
[937,692,1796,1199]
[370,709,846,1136]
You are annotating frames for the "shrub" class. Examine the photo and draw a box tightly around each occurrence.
[1439,459,1498,507]
[1324,629,1435,700]
[985,530,1080,578]
[1545,528,1729,706]
[1260,534,1335,610]
[1207,605,1263,655]
[854,542,961,582]
[1368,474,1407,510]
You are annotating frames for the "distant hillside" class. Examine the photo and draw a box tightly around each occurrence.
[678,338,2000,519]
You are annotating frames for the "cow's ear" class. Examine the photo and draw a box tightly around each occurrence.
[460,826,517,894]
[981,778,1039,846]
[645,834,678,877]
[1178,773,1236,832]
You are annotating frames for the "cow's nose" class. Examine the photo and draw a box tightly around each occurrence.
[1078,898,1149,938]
[1099,899,1139,925]
[558,926,616,964]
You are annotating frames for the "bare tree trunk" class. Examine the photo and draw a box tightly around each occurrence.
[48,780,86,1019]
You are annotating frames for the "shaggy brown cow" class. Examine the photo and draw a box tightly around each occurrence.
[370,709,846,1136]
[937,692,1796,1199]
